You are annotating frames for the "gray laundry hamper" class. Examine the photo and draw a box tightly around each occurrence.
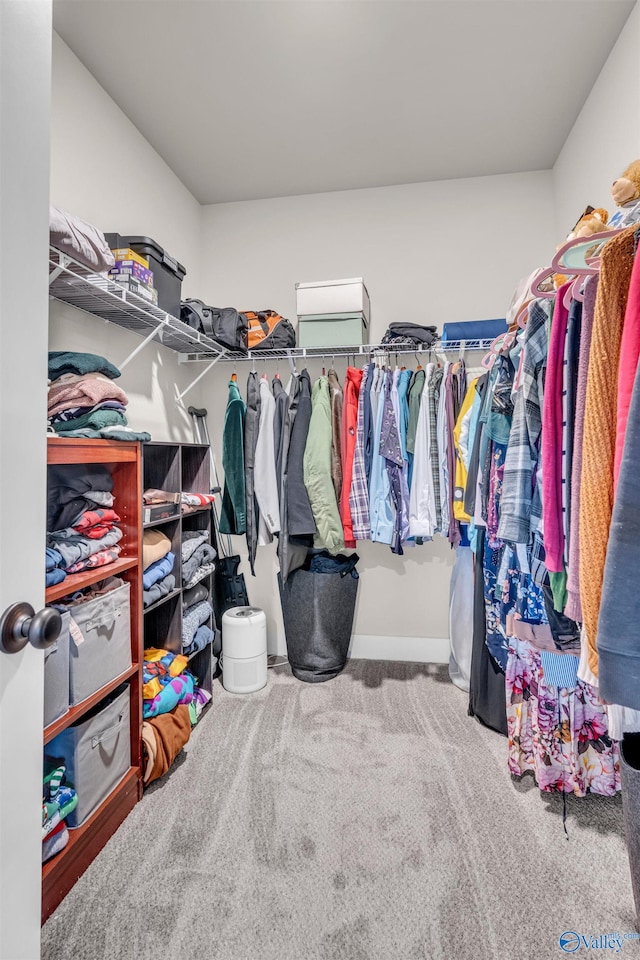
[278,551,359,683]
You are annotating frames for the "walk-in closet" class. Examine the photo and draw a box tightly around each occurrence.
[2,2,640,959]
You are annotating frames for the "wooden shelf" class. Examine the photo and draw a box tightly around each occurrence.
[143,588,181,616]
[45,556,138,602]
[42,767,140,924]
[143,512,181,529]
[47,436,140,464]
[44,664,140,745]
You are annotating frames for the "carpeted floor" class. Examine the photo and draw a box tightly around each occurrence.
[42,660,638,960]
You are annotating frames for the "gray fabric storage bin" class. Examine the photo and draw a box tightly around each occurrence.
[68,581,131,705]
[44,610,70,727]
[50,685,130,827]
[278,553,359,683]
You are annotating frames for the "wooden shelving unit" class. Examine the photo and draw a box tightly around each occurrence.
[43,438,143,924]
[142,442,218,699]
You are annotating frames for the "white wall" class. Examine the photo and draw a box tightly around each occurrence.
[199,172,557,658]
[49,34,205,441]
[552,2,640,236]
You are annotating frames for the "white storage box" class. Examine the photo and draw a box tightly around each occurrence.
[296,278,370,325]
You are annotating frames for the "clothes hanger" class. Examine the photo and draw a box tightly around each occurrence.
[552,229,621,275]
[415,351,422,371]
[231,358,237,382]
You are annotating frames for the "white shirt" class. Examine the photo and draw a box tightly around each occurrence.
[437,362,451,537]
[254,376,280,546]
[409,363,437,539]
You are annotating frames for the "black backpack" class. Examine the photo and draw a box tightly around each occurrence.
[180,299,247,353]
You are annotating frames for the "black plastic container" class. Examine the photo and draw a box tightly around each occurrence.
[105,233,186,319]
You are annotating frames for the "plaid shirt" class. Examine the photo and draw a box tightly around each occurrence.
[498,299,550,544]
[429,368,444,531]
[350,364,372,540]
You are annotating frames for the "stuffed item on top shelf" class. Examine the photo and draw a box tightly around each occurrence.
[610,160,640,228]
[553,205,609,288]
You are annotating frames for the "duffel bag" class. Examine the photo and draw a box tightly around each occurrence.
[180,299,247,353]
[243,310,296,351]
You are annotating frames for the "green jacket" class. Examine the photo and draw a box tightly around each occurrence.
[303,377,345,555]
[219,380,247,535]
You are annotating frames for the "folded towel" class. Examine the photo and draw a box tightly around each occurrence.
[48,351,121,382]
[54,426,151,441]
[142,552,175,591]
[181,492,215,506]
[143,529,172,570]
[45,547,64,571]
[46,568,67,587]
[181,530,209,563]
[50,400,127,424]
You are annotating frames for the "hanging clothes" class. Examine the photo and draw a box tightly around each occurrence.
[437,361,451,538]
[369,370,395,545]
[278,374,312,583]
[395,367,412,546]
[579,226,637,677]
[406,366,425,488]
[244,370,261,575]
[350,363,372,542]
[286,369,316,540]
[428,366,444,532]
[303,376,345,556]
[452,378,479,523]
[565,277,598,622]
[380,370,405,555]
[219,379,247,536]
[339,366,363,548]
[327,368,343,503]
[614,237,640,489]
[254,376,280,547]
[409,363,436,540]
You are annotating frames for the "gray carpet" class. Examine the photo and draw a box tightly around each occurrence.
[42,661,638,960]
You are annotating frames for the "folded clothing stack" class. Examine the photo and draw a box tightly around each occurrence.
[182,582,215,658]
[181,491,215,516]
[181,530,216,590]
[181,577,214,656]
[47,465,124,579]
[48,351,151,442]
[142,648,196,719]
[42,761,78,863]
[379,322,438,349]
[143,529,175,607]
[143,488,180,524]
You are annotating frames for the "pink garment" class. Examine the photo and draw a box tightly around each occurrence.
[565,276,598,622]
[541,284,570,574]
[47,376,128,415]
[614,245,640,490]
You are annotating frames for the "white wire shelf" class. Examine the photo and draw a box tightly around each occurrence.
[48,247,228,359]
[181,337,495,364]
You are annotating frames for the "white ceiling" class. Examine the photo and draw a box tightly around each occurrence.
[53,0,635,205]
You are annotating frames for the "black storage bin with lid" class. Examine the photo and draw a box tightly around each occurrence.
[104,233,186,319]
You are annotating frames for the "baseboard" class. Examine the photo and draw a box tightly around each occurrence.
[270,631,450,664]
[348,634,450,664]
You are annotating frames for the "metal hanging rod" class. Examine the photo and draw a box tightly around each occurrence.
[179,338,493,364]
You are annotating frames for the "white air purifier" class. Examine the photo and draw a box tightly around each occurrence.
[221,606,268,694]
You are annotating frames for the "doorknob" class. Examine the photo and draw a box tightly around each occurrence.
[0,603,62,654]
